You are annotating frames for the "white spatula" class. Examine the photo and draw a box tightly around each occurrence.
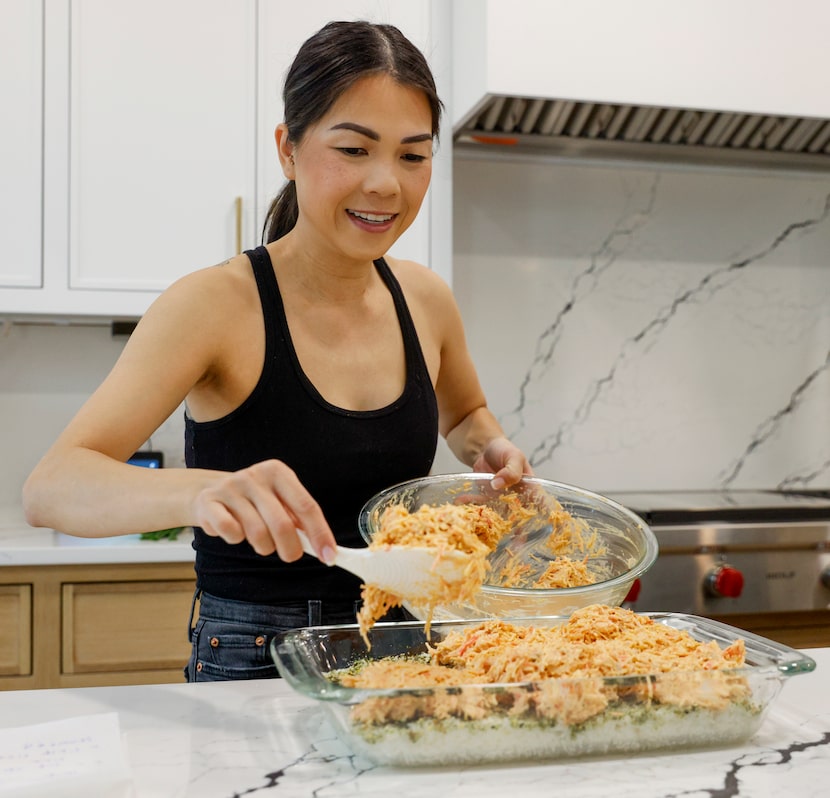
[297,531,472,597]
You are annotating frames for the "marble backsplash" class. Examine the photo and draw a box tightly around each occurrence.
[438,152,830,493]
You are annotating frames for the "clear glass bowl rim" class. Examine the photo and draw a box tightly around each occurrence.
[357,473,660,597]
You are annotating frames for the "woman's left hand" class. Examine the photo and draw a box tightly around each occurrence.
[472,437,534,490]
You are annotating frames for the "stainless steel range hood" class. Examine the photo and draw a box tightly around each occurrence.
[452,1,830,171]
[455,97,830,171]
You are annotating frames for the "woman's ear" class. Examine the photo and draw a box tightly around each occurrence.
[275,124,295,180]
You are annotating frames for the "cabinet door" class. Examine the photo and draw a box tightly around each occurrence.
[257,1,434,267]
[62,580,193,674]
[0,585,33,676]
[0,0,43,289]
[68,0,257,293]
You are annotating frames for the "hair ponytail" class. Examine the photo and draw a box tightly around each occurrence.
[262,181,298,244]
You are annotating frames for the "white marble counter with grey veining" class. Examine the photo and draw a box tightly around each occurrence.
[0,648,827,798]
[0,505,195,566]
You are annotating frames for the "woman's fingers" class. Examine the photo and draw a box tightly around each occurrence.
[250,461,336,564]
[193,460,336,563]
[198,500,247,544]
[196,487,279,557]
[473,437,534,489]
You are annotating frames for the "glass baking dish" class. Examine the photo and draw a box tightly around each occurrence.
[271,612,816,767]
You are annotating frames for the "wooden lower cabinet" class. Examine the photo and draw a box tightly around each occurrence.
[0,561,195,690]
[710,610,830,650]
[0,584,32,677]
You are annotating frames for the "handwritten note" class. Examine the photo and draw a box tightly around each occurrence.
[0,712,131,796]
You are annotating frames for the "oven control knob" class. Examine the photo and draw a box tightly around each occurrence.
[624,578,642,603]
[705,565,744,598]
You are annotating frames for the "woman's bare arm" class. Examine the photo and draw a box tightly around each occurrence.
[407,266,532,486]
[22,264,337,562]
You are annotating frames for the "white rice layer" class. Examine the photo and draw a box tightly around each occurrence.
[329,703,765,767]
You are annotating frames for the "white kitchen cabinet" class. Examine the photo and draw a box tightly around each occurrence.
[67,0,258,295]
[0,0,450,318]
[0,0,258,318]
[0,0,43,290]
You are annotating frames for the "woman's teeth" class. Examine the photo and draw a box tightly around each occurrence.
[348,210,394,223]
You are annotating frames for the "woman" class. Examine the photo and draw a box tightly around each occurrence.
[22,21,532,680]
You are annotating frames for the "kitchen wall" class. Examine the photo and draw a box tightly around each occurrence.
[0,323,184,508]
[4,154,829,509]
[431,153,830,493]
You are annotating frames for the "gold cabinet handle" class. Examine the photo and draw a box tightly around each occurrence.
[235,196,243,255]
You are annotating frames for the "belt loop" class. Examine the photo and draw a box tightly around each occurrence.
[307,599,322,626]
[187,588,202,642]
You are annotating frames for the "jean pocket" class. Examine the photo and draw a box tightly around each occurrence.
[190,618,279,682]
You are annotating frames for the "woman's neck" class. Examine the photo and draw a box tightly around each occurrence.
[265,233,380,304]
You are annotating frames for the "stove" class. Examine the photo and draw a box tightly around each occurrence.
[605,490,830,648]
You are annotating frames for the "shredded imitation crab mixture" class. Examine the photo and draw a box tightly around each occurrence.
[336,604,749,727]
[357,492,607,640]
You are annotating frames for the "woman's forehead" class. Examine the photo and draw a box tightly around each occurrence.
[318,74,433,138]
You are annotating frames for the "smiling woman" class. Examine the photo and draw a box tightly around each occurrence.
[22,20,534,683]
[276,74,435,264]
[261,21,442,246]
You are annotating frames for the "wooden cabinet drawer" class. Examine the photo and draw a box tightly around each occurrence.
[0,584,32,676]
[62,580,193,674]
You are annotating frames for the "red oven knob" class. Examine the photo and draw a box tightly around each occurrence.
[624,578,642,603]
[705,565,744,598]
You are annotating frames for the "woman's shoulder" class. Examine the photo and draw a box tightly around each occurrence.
[155,253,258,315]
[382,255,462,348]
[383,254,454,305]
[174,252,254,292]
[133,253,260,358]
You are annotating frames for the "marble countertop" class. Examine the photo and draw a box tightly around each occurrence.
[0,505,195,566]
[0,649,827,797]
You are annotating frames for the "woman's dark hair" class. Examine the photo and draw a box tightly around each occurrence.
[262,20,443,244]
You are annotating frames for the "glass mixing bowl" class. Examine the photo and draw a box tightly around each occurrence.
[358,473,658,621]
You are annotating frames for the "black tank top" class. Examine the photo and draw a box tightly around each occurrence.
[185,246,439,603]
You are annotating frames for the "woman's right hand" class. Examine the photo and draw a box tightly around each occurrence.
[191,459,336,564]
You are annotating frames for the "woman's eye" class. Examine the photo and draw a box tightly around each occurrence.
[338,147,366,156]
[402,153,428,163]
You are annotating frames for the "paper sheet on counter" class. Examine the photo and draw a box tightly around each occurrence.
[0,712,133,797]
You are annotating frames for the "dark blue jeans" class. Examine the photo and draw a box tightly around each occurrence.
[184,591,409,682]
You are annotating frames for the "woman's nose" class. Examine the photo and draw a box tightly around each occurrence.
[364,159,400,196]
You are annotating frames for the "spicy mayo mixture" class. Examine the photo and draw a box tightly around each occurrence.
[339,605,748,726]
[357,492,607,640]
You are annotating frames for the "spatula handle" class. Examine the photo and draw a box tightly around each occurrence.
[296,530,320,560]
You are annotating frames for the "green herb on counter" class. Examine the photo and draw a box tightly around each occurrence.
[140,527,185,541]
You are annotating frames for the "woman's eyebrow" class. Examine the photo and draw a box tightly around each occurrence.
[330,122,379,140]
[402,133,433,144]
[329,122,431,144]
